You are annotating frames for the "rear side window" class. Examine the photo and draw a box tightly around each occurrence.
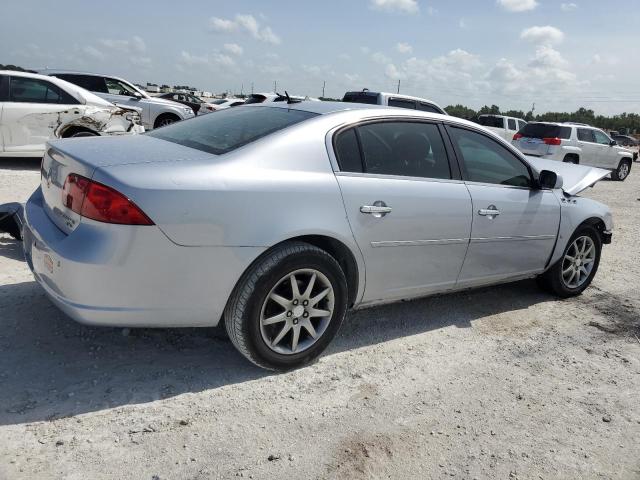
[508,119,517,130]
[342,91,380,105]
[0,75,8,101]
[147,106,318,155]
[9,76,79,104]
[55,74,108,93]
[577,128,595,143]
[449,126,531,188]
[245,94,266,104]
[521,123,571,139]
[478,116,505,128]
[334,129,363,173]
[356,121,451,179]
[417,102,443,114]
[388,98,416,109]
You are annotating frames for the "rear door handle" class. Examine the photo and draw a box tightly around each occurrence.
[478,205,500,218]
[360,201,392,217]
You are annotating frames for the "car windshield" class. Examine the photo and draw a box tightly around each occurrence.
[147,106,318,155]
[519,123,571,139]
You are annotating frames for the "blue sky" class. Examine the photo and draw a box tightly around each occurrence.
[2,0,639,114]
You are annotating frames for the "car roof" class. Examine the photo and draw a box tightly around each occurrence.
[38,69,129,82]
[252,100,385,115]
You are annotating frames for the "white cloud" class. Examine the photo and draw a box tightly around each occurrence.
[338,53,351,60]
[302,64,323,76]
[179,51,236,69]
[82,46,104,60]
[371,52,391,64]
[360,46,371,54]
[497,0,539,12]
[208,14,281,45]
[528,45,568,69]
[370,0,419,14]
[396,42,413,54]
[520,26,565,45]
[385,63,406,80]
[427,6,437,15]
[223,43,243,55]
[459,18,467,29]
[560,2,578,11]
[100,36,146,54]
[344,73,361,83]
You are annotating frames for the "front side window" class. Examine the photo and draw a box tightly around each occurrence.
[593,130,611,145]
[356,121,451,179]
[147,106,317,155]
[105,78,139,96]
[9,76,78,104]
[508,119,517,130]
[577,128,595,143]
[388,98,416,110]
[449,126,531,188]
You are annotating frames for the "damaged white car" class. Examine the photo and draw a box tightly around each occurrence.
[0,70,143,157]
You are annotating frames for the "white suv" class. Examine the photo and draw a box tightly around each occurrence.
[512,122,634,181]
[477,114,527,142]
[342,90,447,115]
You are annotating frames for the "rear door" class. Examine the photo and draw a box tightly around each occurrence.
[333,120,473,303]
[2,75,82,154]
[446,125,560,286]
[576,128,599,166]
[0,74,8,152]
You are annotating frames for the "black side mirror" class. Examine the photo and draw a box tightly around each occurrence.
[609,139,617,146]
[538,170,561,189]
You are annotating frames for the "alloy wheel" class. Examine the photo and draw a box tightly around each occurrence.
[561,235,596,289]
[618,162,630,180]
[259,269,335,355]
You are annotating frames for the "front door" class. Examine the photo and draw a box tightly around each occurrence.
[592,129,619,169]
[332,120,473,304]
[446,125,561,287]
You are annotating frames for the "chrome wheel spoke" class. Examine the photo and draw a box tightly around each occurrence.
[308,308,331,318]
[302,272,317,299]
[272,324,291,347]
[291,326,301,352]
[303,320,317,339]
[564,255,575,263]
[263,312,287,326]
[561,235,596,289]
[270,293,290,309]
[310,288,331,307]
[290,274,301,298]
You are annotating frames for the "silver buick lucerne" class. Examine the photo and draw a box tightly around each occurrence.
[23,101,613,370]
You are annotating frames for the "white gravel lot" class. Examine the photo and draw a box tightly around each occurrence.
[0,157,638,480]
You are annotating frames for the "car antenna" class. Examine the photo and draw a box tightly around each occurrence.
[284,91,302,104]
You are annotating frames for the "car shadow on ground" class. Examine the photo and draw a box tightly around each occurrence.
[0,237,24,262]
[0,157,41,171]
[0,246,557,426]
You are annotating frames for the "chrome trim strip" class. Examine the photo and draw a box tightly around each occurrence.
[470,235,555,244]
[371,238,468,248]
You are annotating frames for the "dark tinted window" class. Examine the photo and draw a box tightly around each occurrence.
[245,94,267,104]
[147,106,317,155]
[10,76,78,104]
[521,123,571,139]
[342,91,380,105]
[508,119,517,130]
[449,127,531,187]
[417,102,443,114]
[212,99,228,105]
[0,75,8,101]
[477,116,505,128]
[388,98,416,109]
[334,129,363,173]
[357,122,450,179]
[55,74,108,93]
[517,120,526,130]
[577,128,595,143]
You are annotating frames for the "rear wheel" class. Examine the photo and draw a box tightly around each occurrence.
[611,159,631,181]
[563,154,578,164]
[537,226,602,297]
[154,114,180,129]
[69,131,98,138]
[224,241,348,371]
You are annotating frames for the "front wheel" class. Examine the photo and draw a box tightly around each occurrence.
[537,226,602,298]
[224,242,348,371]
[611,159,631,181]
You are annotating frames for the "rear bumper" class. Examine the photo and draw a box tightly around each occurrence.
[23,188,265,328]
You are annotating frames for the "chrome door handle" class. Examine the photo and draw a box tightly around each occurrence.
[478,205,500,218]
[360,201,392,217]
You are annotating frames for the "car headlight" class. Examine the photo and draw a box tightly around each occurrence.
[184,107,194,115]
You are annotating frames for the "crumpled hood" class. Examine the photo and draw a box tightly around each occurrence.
[525,156,610,196]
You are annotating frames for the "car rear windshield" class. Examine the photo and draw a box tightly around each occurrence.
[244,94,267,104]
[342,92,380,105]
[477,116,504,128]
[147,106,318,155]
[519,123,571,139]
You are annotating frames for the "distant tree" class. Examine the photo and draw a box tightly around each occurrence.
[0,64,35,73]
[445,104,477,119]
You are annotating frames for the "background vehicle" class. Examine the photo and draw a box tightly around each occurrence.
[40,70,195,129]
[24,102,612,370]
[0,70,143,157]
[244,92,320,104]
[513,122,634,181]
[211,98,245,109]
[157,92,217,115]
[342,89,447,114]
[476,114,527,142]
[611,134,639,147]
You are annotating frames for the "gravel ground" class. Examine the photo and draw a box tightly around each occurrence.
[0,157,639,480]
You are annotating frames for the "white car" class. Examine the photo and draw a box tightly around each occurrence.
[210,98,246,110]
[512,122,634,181]
[0,70,144,157]
[477,114,527,142]
[40,71,195,130]
[342,90,447,115]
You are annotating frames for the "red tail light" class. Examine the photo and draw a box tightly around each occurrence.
[62,174,154,225]
[513,133,523,140]
[543,137,562,146]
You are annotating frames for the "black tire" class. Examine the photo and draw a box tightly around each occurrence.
[65,130,99,138]
[563,155,578,164]
[537,225,602,298]
[611,159,631,181]
[224,241,348,371]
[154,114,180,129]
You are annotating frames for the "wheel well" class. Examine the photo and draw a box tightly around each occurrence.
[154,112,180,128]
[563,153,579,163]
[59,125,99,138]
[289,235,359,307]
[620,157,632,165]
[579,217,606,237]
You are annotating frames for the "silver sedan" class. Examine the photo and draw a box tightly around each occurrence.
[23,102,613,370]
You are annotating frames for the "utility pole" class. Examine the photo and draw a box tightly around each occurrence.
[322,80,326,98]
[240,83,244,96]
[397,79,401,94]
[531,102,536,116]
[251,82,254,95]
[274,80,277,92]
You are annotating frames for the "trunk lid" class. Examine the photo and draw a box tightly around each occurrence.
[525,156,610,196]
[515,137,551,156]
